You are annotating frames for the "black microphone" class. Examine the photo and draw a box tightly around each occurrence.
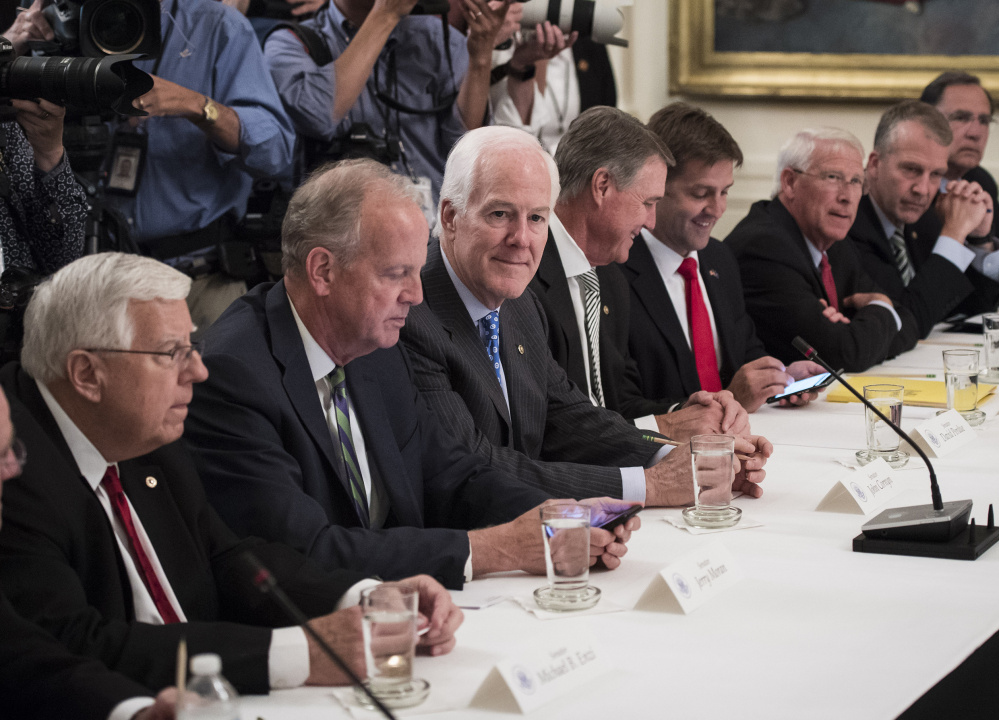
[240,552,398,720]
[792,336,972,542]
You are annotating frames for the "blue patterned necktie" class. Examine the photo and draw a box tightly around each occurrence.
[327,367,370,528]
[480,310,502,386]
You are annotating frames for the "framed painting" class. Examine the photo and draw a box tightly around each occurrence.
[669,0,999,100]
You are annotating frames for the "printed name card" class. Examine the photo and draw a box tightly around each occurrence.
[479,628,611,714]
[904,410,977,458]
[815,458,904,516]
[635,541,743,614]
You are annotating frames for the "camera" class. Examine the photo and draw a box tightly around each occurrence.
[31,0,161,58]
[520,0,627,46]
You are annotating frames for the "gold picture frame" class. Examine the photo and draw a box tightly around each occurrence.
[669,0,999,100]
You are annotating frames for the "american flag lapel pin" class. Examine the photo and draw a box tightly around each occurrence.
[708,269,720,279]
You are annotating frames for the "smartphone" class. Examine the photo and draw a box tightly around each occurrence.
[765,371,837,404]
[594,505,642,531]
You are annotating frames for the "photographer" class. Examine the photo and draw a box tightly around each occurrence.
[265,0,512,212]
[0,3,86,275]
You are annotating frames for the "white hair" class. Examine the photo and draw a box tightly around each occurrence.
[433,125,560,237]
[771,127,865,198]
[22,253,192,383]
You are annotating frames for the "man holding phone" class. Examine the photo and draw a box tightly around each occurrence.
[623,103,826,413]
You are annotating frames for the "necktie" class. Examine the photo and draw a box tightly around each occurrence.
[479,310,502,386]
[676,257,722,392]
[577,268,605,406]
[327,367,370,528]
[100,466,181,624]
[819,252,839,311]
[890,228,915,287]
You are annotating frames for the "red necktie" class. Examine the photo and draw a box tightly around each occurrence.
[101,466,181,624]
[819,252,839,311]
[677,257,722,392]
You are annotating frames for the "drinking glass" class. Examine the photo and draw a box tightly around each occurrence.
[857,384,908,468]
[942,349,985,426]
[533,502,601,611]
[682,435,741,529]
[981,313,999,384]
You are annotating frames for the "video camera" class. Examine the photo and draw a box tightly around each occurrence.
[29,0,161,58]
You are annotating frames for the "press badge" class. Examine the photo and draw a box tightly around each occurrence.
[107,130,147,196]
[412,175,436,230]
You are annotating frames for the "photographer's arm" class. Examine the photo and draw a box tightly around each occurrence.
[456,0,511,131]
[2,0,53,57]
[131,76,240,154]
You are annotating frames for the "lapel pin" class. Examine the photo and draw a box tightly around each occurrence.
[709,269,720,279]
[518,344,525,355]
[602,305,609,315]
[145,476,158,488]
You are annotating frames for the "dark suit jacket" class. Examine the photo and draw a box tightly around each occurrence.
[846,194,973,338]
[528,231,675,421]
[186,281,549,590]
[725,199,919,372]
[400,242,659,500]
[906,165,999,317]
[0,592,152,720]
[572,38,616,112]
[0,364,365,695]
[623,235,767,402]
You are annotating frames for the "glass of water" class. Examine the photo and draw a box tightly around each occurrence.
[533,502,601,612]
[942,349,986,426]
[682,435,742,529]
[858,384,908,468]
[981,313,999,384]
[355,584,429,709]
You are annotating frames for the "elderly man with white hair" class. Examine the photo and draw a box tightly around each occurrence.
[0,252,461,696]
[726,127,920,372]
[400,125,771,508]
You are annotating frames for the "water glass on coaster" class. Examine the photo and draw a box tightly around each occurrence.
[857,384,909,469]
[940,349,986,426]
[981,313,999,384]
[533,502,601,612]
[683,435,742,529]
[355,584,430,709]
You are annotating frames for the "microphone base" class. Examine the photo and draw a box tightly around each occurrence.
[853,523,999,561]
[861,499,973,542]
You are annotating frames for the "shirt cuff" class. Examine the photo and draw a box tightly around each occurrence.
[107,697,154,720]
[464,536,474,583]
[932,235,975,272]
[633,415,659,432]
[335,579,382,611]
[971,246,999,280]
[869,300,902,330]
[619,467,647,503]
[268,626,310,689]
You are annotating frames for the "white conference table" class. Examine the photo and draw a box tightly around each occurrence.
[243,328,999,720]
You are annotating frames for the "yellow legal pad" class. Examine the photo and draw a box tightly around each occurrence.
[827,376,997,409]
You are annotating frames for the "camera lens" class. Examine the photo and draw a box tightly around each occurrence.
[88,1,146,55]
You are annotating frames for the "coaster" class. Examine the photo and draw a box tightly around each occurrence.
[936,409,986,427]
[682,505,742,529]
[533,585,601,612]
[856,448,910,469]
[354,678,431,710]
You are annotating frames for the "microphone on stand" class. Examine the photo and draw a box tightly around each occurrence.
[791,336,973,543]
[240,552,398,720]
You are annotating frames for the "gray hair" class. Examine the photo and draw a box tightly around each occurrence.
[21,253,191,384]
[873,99,953,155]
[281,158,423,276]
[554,106,675,202]
[772,127,865,198]
[434,125,560,237]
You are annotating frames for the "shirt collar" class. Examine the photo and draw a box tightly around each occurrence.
[288,293,336,383]
[803,237,824,269]
[440,245,498,323]
[869,195,901,240]
[549,212,593,279]
[640,228,698,277]
[36,380,113,492]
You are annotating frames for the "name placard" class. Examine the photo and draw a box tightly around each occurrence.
[904,410,977,458]
[484,628,610,714]
[634,541,743,615]
[816,458,904,515]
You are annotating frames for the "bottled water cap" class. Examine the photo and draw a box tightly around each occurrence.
[190,653,222,675]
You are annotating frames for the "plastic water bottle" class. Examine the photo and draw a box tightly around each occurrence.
[178,653,240,720]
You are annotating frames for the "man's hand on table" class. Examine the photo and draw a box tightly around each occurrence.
[396,574,464,657]
[733,435,773,498]
[655,389,750,441]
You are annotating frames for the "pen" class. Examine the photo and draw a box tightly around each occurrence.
[643,434,753,461]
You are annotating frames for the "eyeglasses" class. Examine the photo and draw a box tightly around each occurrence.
[85,343,202,367]
[945,110,995,128]
[0,438,26,481]
[793,168,864,193]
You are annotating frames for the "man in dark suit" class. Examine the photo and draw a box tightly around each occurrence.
[0,252,460,695]
[846,100,994,338]
[0,386,176,720]
[400,126,750,508]
[527,106,754,444]
[625,102,825,413]
[726,128,919,373]
[186,159,632,591]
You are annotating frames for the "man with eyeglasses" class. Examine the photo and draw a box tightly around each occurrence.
[846,100,998,338]
[726,127,919,372]
[0,252,462,696]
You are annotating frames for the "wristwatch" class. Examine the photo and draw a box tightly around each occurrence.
[201,96,220,125]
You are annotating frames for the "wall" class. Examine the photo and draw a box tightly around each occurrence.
[605,0,999,239]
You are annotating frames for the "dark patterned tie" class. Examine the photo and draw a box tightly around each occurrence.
[677,257,722,392]
[890,228,915,287]
[578,268,605,406]
[479,310,502,386]
[327,367,370,528]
